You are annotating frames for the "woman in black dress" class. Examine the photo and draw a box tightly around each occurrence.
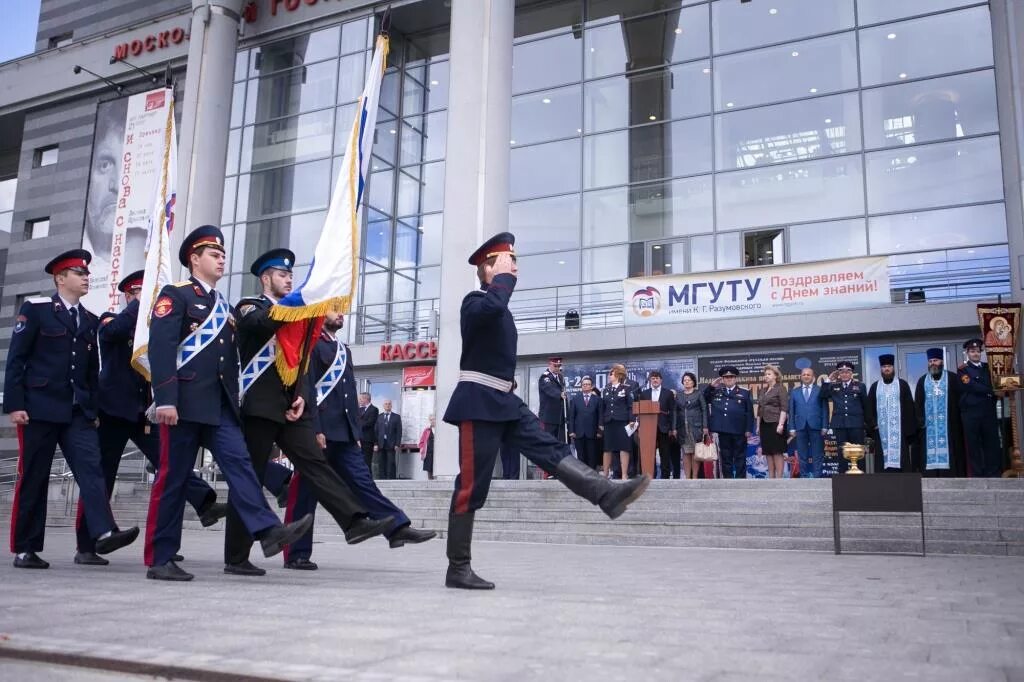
[601,365,636,480]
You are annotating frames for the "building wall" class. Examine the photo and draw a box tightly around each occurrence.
[35,0,189,51]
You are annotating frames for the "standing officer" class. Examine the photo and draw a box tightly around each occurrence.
[146,227,314,581]
[75,270,226,566]
[537,357,566,480]
[821,360,868,473]
[958,338,1003,477]
[5,249,139,569]
[225,248,392,576]
[704,367,755,479]
[443,232,650,590]
[281,307,436,569]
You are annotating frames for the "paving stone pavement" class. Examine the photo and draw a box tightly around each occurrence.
[0,527,1022,681]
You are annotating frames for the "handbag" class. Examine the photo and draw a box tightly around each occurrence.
[694,433,718,462]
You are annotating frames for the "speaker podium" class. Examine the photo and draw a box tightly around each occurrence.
[633,400,660,477]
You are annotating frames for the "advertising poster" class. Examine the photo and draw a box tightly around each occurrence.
[561,357,698,398]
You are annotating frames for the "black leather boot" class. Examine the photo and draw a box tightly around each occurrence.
[259,513,314,558]
[445,513,494,590]
[556,456,650,519]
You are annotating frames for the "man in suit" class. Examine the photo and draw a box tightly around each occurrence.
[357,393,379,476]
[4,249,139,569]
[281,308,435,569]
[821,360,868,474]
[225,248,393,576]
[787,367,826,478]
[374,400,403,479]
[569,376,602,469]
[76,271,226,566]
[704,366,755,479]
[640,371,678,479]
[958,338,1004,477]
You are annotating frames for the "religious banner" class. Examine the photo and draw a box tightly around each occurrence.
[623,256,890,326]
[977,302,1021,390]
[82,87,175,314]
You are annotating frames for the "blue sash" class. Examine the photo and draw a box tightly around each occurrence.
[876,381,902,469]
[315,340,347,406]
[177,293,230,369]
[239,336,276,402]
[924,372,950,470]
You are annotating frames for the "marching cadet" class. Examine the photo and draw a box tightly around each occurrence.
[224,248,392,576]
[958,338,1004,477]
[4,249,139,569]
[443,232,650,590]
[74,271,227,567]
[704,367,755,479]
[146,227,314,581]
[281,306,436,570]
[821,360,868,473]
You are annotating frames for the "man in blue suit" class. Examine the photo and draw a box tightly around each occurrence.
[4,249,140,569]
[787,367,825,478]
[569,376,602,469]
[704,366,755,479]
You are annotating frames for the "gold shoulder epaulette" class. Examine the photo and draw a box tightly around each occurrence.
[173,280,192,287]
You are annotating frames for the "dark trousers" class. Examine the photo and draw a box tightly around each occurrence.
[285,439,410,562]
[452,405,570,514]
[10,412,115,554]
[145,403,280,567]
[831,427,865,474]
[361,440,376,476]
[378,447,397,479]
[962,408,1002,477]
[263,459,293,498]
[499,446,520,479]
[794,426,825,478]
[657,430,680,479]
[574,436,599,469]
[717,432,747,479]
[77,412,216,553]
[224,416,367,565]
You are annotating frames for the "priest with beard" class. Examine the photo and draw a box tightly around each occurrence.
[914,348,967,477]
[866,354,918,472]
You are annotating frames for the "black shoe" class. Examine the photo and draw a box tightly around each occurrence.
[344,515,395,545]
[283,557,318,571]
[556,456,651,520]
[224,560,266,576]
[259,513,314,558]
[147,561,193,581]
[172,554,185,562]
[445,564,495,590]
[13,552,49,569]
[74,551,109,566]
[276,485,291,509]
[199,501,228,527]
[95,526,140,555]
[444,512,495,590]
[388,525,437,548]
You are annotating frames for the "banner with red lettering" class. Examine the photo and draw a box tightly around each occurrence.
[82,87,174,313]
[402,366,436,388]
[623,256,890,326]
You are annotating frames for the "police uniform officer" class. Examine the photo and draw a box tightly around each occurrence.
[958,338,1003,477]
[282,308,435,569]
[146,227,314,581]
[442,232,650,590]
[4,249,139,569]
[538,357,567,441]
[224,248,392,576]
[704,367,755,479]
[73,271,227,567]
[821,360,868,474]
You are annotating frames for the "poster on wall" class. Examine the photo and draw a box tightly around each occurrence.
[401,388,435,448]
[561,357,698,398]
[82,87,175,313]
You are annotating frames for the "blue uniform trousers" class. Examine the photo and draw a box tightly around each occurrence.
[144,401,280,566]
[962,408,1002,477]
[284,440,410,561]
[77,412,216,553]
[452,404,570,514]
[831,427,864,474]
[263,459,293,498]
[717,432,747,479]
[10,411,116,553]
[499,446,520,479]
[794,426,824,478]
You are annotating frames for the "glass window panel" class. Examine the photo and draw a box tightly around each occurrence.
[584,117,712,189]
[234,50,248,82]
[222,176,236,225]
[412,265,440,299]
[338,52,367,104]
[367,169,395,216]
[744,228,785,266]
[689,233,714,272]
[510,138,582,200]
[582,244,628,281]
[424,61,449,112]
[341,18,369,54]
[251,28,340,76]
[716,156,865,231]
[715,92,861,170]
[361,271,389,305]
[364,209,392,264]
[515,0,583,41]
[511,85,582,146]
[397,161,445,216]
[868,203,1007,255]
[587,0,706,25]
[394,223,422,269]
[789,218,867,263]
[332,102,360,155]
[862,70,998,150]
[715,32,858,111]
[0,178,17,212]
[246,60,338,124]
[512,33,582,94]
[402,69,426,118]
[231,81,245,128]
[226,128,240,176]
[241,109,334,173]
[713,0,854,54]
[0,212,12,233]
[583,186,627,246]
[509,194,581,254]
[235,159,331,222]
[716,232,741,269]
[401,111,447,166]
[631,175,713,239]
[649,240,685,275]
[859,8,994,87]
[372,119,399,169]
[584,5,709,79]
[856,0,979,25]
[380,69,401,117]
[406,27,451,64]
[397,213,442,267]
[865,136,1003,214]
[392,272,416,302]
[518,250,581,287]
[236,210,327,270]
[584,60,711,133]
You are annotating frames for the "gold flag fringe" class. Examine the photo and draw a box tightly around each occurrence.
[267,295,351,323]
